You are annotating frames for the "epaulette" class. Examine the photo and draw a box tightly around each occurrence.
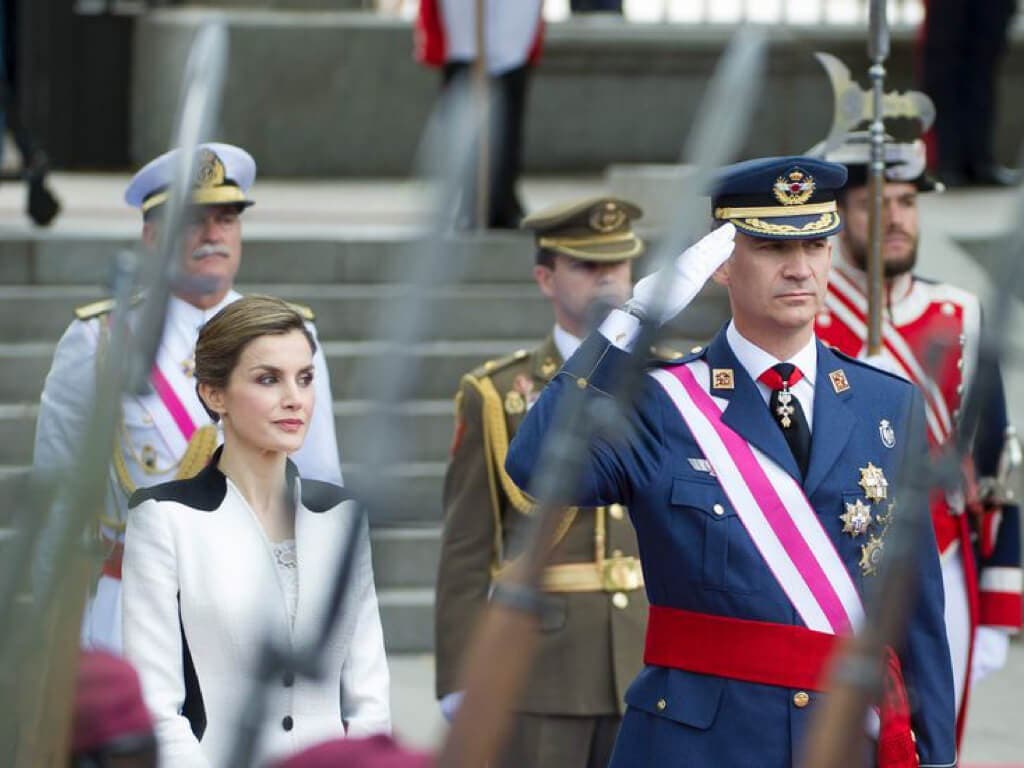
[649,342,705,367]
[74,294,144,321]
[287,302,316,322]
[827,345,915,387]
[471,348,529,380]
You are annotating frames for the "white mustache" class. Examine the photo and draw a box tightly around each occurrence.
[191,244,231,261]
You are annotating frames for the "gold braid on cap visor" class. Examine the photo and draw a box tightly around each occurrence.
[141,185,250,214]
[537,231,644,260]
[730,211,841,236]
[712,201,837,219]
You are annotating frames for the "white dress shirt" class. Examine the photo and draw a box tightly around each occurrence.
[552,323,583,363]
[725,322,818,432]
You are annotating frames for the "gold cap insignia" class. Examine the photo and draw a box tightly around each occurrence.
[840,499,873,537]
[589,201,627,233]
[504,390,525,416]
[773,168,816,206]
[194,149,226,189]
[860,534,885,576]
[829,369,850,393]
[712,369,735,390]
[858,463,889,502]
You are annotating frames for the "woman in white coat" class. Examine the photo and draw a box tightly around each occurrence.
[122,295,391,767]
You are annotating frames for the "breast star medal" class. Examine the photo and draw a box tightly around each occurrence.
[860,534,885,576]
[858,462,889,501]
[840,499,873,537]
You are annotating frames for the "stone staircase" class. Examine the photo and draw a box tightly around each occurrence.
[0,226,729,652]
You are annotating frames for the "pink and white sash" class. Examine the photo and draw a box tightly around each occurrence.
[826,270,952,446]
[650,361,864,635]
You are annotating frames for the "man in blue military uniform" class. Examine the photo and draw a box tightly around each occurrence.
[506,157,957,767]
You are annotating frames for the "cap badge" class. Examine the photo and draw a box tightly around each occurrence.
[589,201,626,234]
[194,149,226,189]
[773,168,816,206]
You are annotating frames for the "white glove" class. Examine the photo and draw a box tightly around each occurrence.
[439,691,464,723]
[629,223,736,325]
[970,626,1011,685]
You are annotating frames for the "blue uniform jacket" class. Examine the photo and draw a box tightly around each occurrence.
[506,327,957,768]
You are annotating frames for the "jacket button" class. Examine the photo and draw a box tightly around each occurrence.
[282,715,294,731]
[713,503,725,516]
[612,592,629,609]
[283,671,295,687]
[609,504,625,521]
[793,691,810,708]
[656,698,667,711]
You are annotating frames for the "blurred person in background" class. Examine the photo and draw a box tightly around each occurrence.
[122,296,389,767]
[817,134,1021,744]
[435,198,650,768]
[414,0,543,229]
[32,142,343,653]
[70,650,158,768]
[921,0,1021,186]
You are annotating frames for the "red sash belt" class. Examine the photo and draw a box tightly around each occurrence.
[644,605,918,768]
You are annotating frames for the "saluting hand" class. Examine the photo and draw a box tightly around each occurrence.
[629,223,736,325]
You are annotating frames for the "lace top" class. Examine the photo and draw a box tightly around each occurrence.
[272,539,299,626]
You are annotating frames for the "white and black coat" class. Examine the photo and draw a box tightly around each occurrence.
[122,450,390,767]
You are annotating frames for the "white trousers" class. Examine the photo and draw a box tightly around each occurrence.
[940,545,970,716]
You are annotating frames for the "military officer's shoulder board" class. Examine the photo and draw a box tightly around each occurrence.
[74,294,145,321]
[648,343,705,368]
[470,349,529,381]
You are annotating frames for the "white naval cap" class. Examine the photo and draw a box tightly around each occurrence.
[124,142,256,215]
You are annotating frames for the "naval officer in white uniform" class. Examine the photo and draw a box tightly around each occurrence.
[32,142,343,652]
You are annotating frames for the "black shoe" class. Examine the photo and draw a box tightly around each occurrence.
[967,164,1022,187]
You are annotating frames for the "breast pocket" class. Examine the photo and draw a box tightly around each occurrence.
[670,477,761,595]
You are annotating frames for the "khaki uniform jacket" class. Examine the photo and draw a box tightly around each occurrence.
[434,336,647,716]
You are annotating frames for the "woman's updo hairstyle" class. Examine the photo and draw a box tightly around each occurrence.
[194,295,316,422]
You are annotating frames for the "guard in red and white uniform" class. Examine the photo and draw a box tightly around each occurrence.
[816,134,1022,742]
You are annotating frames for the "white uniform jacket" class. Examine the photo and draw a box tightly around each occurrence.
[122,452,390,767]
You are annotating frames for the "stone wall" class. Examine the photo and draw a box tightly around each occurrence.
[132,10,1024,175]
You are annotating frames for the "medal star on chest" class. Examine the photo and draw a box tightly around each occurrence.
[840,499,873,537]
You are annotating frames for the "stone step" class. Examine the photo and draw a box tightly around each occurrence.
[368,525,441,591]
[0,282,729,344]
[377,587,434,654]
[0,400,456,465]
[0,339,535,403]
[0,232,534,286]
[0,462,447,528]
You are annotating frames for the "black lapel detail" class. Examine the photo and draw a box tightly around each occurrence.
[300,477,353,513]
[179,596,206,740]
[128,446,227,512]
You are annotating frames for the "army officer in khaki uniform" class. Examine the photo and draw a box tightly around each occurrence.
[434,197,649,767]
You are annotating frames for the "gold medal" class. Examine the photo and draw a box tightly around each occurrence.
[858,462,889,501]
[504,390,525,416]
[860,535,885,576]
[840,499,873,537]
